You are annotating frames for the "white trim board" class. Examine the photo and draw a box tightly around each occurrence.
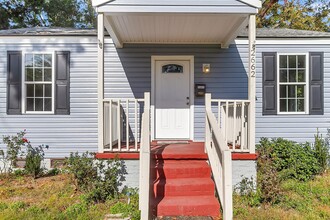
[151,55,195,141]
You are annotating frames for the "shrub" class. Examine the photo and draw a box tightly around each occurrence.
[1,131,27,173]
[25,144,48,179]
[234,177,261,207]
[258,138,320,182]
[64,152,126,203]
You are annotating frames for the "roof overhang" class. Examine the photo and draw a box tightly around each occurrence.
[93,0,261,48]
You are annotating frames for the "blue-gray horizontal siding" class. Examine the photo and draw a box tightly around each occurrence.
[106,44,249,141]
[0,42,99,158]
[255,44,330,143]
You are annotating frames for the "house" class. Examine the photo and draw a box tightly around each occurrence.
[1,0,329,219]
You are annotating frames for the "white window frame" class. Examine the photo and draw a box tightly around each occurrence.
[21,51,55,114]
[277,53,309,115]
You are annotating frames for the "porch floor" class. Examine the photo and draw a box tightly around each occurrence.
[96,141,257,160]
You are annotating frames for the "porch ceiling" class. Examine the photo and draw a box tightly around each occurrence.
[104,13,249,48]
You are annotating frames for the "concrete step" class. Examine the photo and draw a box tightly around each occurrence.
[156,195,220,217]
[153,160,211,179]
[154,177,215,197]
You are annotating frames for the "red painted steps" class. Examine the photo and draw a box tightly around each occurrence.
[151,142,220,218]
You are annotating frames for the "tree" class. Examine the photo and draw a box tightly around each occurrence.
[0,0,96,29]
[257,0,330,32]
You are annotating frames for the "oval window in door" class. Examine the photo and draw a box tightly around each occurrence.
[162,64,183,73]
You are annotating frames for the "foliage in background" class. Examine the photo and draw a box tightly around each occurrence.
[258,0,330,32]
[1,131,28,174]
[0,0,96,29]
[315,129,330,173]
[64,152,127,203]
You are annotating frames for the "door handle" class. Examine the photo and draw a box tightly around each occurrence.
[186,97,190,105]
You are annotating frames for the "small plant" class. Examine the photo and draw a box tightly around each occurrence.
[25,144,48,179]
[234,176,261,207]
[315,129,330,174]
[1,131,28,174]
[110,188,140,220]
[64,152,126,203]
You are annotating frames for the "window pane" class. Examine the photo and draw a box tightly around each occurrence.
[44,69,52,81]
[34,54,43,67]
[280,56,287,68]
[26,84,34,97]
[35,68,42,81]
[288,85,296,98]
[280,85,287,98]
[35,98,43,111]
[44,98,52,111]
[45,85,52,97]
[44,54,52,67]
[288,99,296,112]
[280,99,287,112]
[289,55,296,68]
[298,70,305,82]
[298,55,305,68]
[280,70,287,82]
[289,70,296,82]
[26,68,33,81]
[297,85,304,98]
[35,84,43,97]
[297,99,305,112]
[25,54,33,67]
[27,98,34,111]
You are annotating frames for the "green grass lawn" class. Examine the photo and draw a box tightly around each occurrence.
[234,172,330,220]
[0,174,123,220]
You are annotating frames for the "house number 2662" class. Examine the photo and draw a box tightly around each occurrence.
[250,43,256,77]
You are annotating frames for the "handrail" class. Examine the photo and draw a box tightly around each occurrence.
[139,92,151,220]
[205,94,233,220]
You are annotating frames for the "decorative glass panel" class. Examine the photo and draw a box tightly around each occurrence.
[162,64,183,73]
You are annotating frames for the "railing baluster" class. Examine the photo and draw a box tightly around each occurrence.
[126,99,129,151]
[109,100,113,151]
[135,99,138,151]
[225,101,229,147]
[218,101,221,128]
[117,99,121,151]
[233,101,237,150]
[241,102,244,151]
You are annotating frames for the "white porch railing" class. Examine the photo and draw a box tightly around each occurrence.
[139,92,151,220]
[205,94,233,220]
[211,99,251,152]
[103,97,145,152]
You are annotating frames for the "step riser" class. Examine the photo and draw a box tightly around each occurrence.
[154,182,215,197]
[157,204,220,217]
[153,167,211,179]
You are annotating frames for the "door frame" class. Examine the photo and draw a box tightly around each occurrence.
[151,55,195,141]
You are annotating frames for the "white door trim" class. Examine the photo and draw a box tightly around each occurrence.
[151,55,194,141]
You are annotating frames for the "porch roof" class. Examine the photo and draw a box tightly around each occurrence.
[93,0,261,48]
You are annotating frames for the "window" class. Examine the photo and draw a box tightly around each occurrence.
[23,53,54,113]
[278,54,308,113]
[162,64,183,73]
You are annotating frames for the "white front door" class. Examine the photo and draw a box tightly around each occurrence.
[155,60,191,139]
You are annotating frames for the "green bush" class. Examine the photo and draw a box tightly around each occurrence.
[110,188,140,220]
[258,138,320,182]
[64,152,126,203]
[25,144,48,179]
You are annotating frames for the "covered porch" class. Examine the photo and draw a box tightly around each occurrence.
[93,0,261,219]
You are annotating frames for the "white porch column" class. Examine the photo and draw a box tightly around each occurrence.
[248,14,256,154]
[98,13,105,153]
